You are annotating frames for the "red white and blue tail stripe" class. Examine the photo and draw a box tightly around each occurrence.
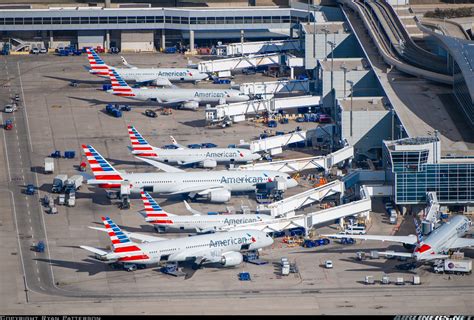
[82,145,123,188]
[141,191,175,224]
[108,68,135,97]
[101,216,149,262]
[128,125,157,157]
[86,47,109,76]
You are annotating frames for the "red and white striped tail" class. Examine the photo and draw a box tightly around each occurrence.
[86,47,109,76]
[108,68,135,97]
[127,125,157,157]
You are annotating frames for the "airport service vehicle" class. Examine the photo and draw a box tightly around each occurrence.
[139,191,272,233]
[65,175,83,191]
[51,174,67,193]
[4,104,16,113]
[106,68,249,110]
[86,47,208,85]
[82,144,297,203]
[81,216,273,269]
[44,158,54,174]
[434,259,472,274]
[323,215,474,262]
[325,260,333,269]
[127,125,260,168]
[344,224,366,235]
[39,48,47,54]
[144,109,157,118]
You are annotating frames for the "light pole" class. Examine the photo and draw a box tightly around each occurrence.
[341,63,347,98]
[347,80,354,137]
[322,27,329,59]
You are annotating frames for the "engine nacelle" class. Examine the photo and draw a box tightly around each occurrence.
[208,189,231,203]
[200,159,217,168]
[220,251,243,267]
[181,101,200,110]
[151,78,173,86]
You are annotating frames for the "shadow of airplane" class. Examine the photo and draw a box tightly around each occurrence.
[69,96,155,107]
[35,257,109,276]
[44,75,105,85]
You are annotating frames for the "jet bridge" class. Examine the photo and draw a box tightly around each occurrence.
[237,79,310,97]
[246,130,307,155]
[196,53,281,75]
[205,95,321,125]
[217,39,301,56]
[222,185,371,234]
[239,145,354,174]
[260,180,345,218]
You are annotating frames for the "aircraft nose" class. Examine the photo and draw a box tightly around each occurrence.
[287,178,298,188]
[251,153,261,161]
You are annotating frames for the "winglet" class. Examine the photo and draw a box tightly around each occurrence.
[183,200,203,216]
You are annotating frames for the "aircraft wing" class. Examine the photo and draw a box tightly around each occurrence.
[377,251,413,258]
[121,56,137,69]
[134,156,185,173]
[88,226,167,243]
[448,237,474,250]
[167,185,226,196]
[322,233,418,245]
[183,200,203,216]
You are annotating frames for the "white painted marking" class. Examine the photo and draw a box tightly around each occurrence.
[26,202,29,207]
[17,63,33,153]
[27,211,30,215]
[0,115,12,182]
[36,268,39,273]
[37,277,40,282]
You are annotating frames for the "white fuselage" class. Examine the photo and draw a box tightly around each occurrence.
[117,170,297,194]
[110,229,273,265]
[101,67,209,82]
[414,215,471,260]
[123,87,249,105]
[148,214,273,232]
[134,147,260,165]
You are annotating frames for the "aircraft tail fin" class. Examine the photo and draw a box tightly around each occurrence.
[81,144,124,186]
[86,47,109,76]
[127,125,157,157]
[414,218,424,244]
[108,68,135,97]
[140,191,176,222]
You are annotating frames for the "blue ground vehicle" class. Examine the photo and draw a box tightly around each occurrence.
[25,184,36,195]
[187,144,202,149]
[238,272,251,281]
[35,241,45,253]
[201,143,217,148]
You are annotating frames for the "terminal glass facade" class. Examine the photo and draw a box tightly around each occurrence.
[395,163,474,204]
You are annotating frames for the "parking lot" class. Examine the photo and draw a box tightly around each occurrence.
[0,52,472,314]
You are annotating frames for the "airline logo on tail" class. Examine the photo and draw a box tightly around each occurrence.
[108,68,135,97]
[140,191,174,224]
[82,145,124,188]
[413,218,433,254]
[128,125,157,157]
[86,48,109,76]
[102,216,149,261]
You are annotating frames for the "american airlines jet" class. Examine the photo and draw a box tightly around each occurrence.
[82,144,297,203]
[139,191,272,233]
[86,47,208,86]
[323,215,474,262]
[81,216,273,268]
[106,68,249,109]
[128,125,260,168]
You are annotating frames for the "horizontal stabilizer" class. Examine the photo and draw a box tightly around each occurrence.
[80,245,108,257]
[377,251,413,258]
[449,237,474,249]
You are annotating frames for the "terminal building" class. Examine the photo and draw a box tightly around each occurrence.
[383,136,474,210]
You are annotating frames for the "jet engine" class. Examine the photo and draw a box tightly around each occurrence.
[208,189,231,203]
[181,101,199,110]
[200,159,217,168]
[220,251,243,267]
[151,78,173,87]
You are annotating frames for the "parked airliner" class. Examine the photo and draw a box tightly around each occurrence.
[81,216,273,268]
[323,215,474,262]
[82,144,297,203]
[128,125,260,168]
[139,191,272,233]
[106,67,248,109]
[86,47,208,86]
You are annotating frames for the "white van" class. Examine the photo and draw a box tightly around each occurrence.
[344,225,366,235]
